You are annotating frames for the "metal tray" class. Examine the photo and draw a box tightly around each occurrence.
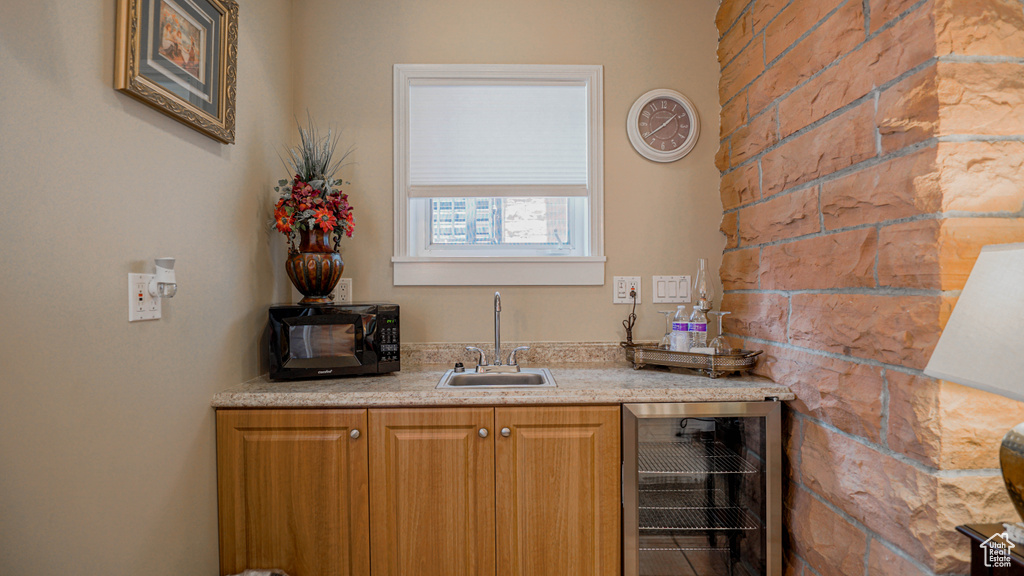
[623,345,762,378]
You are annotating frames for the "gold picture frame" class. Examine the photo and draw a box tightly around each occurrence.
[115,0,238,144]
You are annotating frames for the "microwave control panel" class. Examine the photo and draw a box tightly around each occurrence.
[378,310,400,365]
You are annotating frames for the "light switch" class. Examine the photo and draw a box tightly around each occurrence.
[652,275,691,303]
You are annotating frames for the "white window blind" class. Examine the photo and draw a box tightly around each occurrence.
[407,83,589,198]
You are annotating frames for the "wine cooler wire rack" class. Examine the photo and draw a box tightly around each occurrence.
[636,442,763,533]
[639,506,761,531]
[638,441,758,475]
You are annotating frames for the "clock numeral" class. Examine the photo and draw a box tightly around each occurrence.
[672,104,678,112]
[648,138,656,146]
[661,142,666,150]
[642,131,650,138]
[640,121,648,127]
[671,140,677,146]
[642,110,651,119]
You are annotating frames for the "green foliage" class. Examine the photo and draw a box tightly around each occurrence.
[281,112,354,183]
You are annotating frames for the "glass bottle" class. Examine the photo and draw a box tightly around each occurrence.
[658,310,674,349]
[693,257,714,311]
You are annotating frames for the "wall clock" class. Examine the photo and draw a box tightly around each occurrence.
[627,89,701,162]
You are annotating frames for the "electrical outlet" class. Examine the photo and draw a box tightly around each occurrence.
[128,273,161,321]
[613,276,641,304]
[652,275,691,303]
[335,278,352,303]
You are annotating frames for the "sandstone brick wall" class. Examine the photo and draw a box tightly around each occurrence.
[716,0,1024,573]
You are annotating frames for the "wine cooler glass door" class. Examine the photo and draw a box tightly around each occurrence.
[623,402,782,576]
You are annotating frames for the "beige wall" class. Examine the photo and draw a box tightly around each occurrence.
[293,0,724,343]
[0,1,293,574]
[0,0,721,573]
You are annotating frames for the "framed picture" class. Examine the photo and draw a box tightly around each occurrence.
[115,0,239,144]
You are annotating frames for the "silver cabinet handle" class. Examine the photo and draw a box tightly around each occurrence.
[478,428,489,438]
[350,429,360,439]
[501,427,511,437]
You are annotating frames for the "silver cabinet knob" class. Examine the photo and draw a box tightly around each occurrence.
[478,428,489,438]
[501,427,511,437]
[350,429,361,439]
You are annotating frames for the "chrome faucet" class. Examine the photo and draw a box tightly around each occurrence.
[466,291,529,372]
[494,292,503,366]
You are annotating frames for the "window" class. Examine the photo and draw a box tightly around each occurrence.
[393,64,605,286]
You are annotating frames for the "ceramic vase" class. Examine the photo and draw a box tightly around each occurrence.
[285,228,344,304]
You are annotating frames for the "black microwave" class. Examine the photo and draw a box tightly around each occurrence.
[266,303,399,380]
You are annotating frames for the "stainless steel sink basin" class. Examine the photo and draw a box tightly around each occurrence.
[436,367,556,388]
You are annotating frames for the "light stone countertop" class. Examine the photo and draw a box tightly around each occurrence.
[212,361,795,408]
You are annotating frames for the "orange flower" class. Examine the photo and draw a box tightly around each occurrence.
[274,211,293,233]
[313,208,337,232]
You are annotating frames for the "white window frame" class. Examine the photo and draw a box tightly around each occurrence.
[392,64,605,286]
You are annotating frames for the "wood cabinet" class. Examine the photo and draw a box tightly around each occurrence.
[217,409,370,576]
[369,408,496,576]
[216,405,621,576]
[495,406,620,576]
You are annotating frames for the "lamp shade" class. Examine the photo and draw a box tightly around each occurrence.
[923,242,1024,402]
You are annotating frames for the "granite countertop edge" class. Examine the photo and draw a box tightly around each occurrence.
[212,361,795,408]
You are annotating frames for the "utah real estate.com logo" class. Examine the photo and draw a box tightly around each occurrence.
[980,532,1015,568]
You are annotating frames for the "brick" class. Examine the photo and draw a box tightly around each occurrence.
[751,0,789,32]
[938,141,1024,213]
[738,187,820,244]
[720,292,789,342]
[786,486,867,576]
[722,89,749,139]
[730,107,778,166]
[760,228,877,290]
[877,65,939,153]
[877,220,943,289]
[870,0,925,32]
[778,6,935,137]
[764,0,846,63]
[756,343,884,441]
[720,38,765,105]
[788,293,947,368]
[821,146,941,230]
[748,0,865,113]
[934,0,1024,57]
[717,0,752,36]
[887,371,1024,470]
[798,420,1015,573]
[938,62,1024,136]
[721,212,739,249]
[721,247,759,289]
[716,140,731,172]
[783,552,805,576]
[721,161,760,210]
[762,102,877,197]
[719,10,753,68]
[878,218,1024,290]
[867,542,929,576]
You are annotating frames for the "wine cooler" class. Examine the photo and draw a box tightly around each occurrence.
[623,401,782,576]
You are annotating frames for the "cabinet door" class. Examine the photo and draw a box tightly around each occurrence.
[217,409,369,576]
[369,408,496,576]
[495,406,621,576]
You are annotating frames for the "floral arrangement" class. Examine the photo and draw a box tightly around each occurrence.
[273,116,354,252]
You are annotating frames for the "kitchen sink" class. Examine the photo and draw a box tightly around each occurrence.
[436,367,556,388]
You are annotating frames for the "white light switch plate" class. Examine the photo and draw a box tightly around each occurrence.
[653,275,691,303]
[613,276,641,304]
[128,273,161,321]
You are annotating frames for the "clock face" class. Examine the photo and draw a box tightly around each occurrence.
[627,89,701,162]
[637,97,692,152]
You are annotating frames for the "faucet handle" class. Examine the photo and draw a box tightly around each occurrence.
[466,346,488,366]
[508,346,531,366]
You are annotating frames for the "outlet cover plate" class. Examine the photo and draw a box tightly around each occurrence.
[128,273,161,321]
[613,276,641,304]
[335,278,352,303]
